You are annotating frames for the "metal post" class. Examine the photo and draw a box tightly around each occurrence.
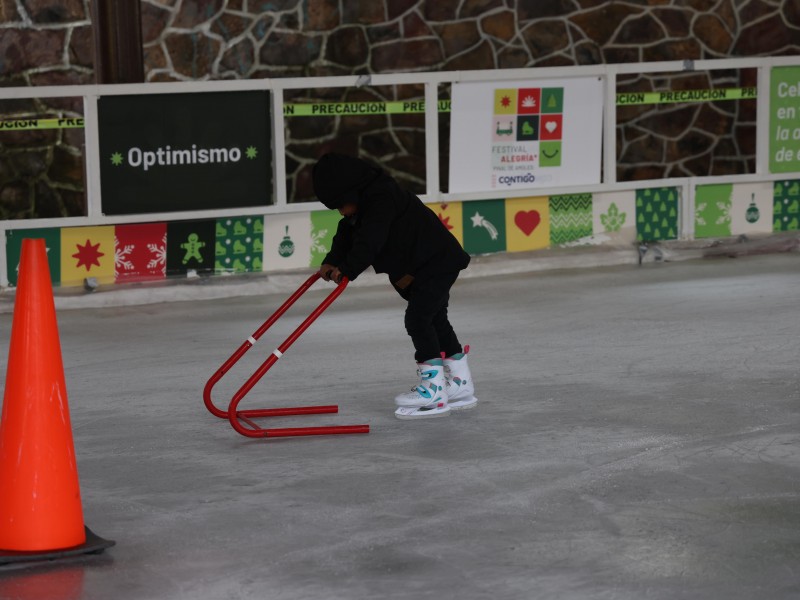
[92,0,144,84]
[755,66,770,175]
[603,67,617,184]
[424,81,440,201]
[82,94,103,220]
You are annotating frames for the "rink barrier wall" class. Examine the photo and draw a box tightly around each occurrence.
[1,57,799,288]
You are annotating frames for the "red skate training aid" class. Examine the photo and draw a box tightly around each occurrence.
[203,273,369,439]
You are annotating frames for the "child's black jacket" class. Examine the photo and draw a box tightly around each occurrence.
[313,153,469,285]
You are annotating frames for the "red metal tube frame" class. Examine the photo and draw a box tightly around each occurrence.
[203,273,369,439]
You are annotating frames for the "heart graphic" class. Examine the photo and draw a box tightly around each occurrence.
[515,210,540,236]
[545,120,558,133]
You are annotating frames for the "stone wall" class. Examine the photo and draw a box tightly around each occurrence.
[1,0,799,215]
[0,0,92,218]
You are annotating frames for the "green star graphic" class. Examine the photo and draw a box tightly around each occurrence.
[246,146,258,159]
[110,152,123,166]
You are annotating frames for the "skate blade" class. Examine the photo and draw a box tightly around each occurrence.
[394,405,451,420]
[449,396,478,411]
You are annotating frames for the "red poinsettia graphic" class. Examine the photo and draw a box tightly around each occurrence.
[438,214,454,230]
[72,239,104,271]
[437,205,454,230]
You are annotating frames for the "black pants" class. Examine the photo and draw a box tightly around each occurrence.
[394,271,463,363]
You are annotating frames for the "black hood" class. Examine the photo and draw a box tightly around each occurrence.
[312,153,381,209]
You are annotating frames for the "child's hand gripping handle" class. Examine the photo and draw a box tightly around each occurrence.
[318,263,344,283]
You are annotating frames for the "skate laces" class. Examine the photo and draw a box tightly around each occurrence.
[411,366,437,393]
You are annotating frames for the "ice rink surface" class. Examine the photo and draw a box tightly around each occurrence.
[0,253,799,600]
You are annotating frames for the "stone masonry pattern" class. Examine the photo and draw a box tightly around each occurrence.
[0,0,799,216]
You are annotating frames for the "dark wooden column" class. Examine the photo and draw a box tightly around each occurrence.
[92,0,145,83]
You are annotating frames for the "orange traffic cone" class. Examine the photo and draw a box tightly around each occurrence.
[0,238,113,565]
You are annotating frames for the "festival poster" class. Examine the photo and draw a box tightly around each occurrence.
[449,77,603,193]
[61,226,116,286]
[114,223,167,283]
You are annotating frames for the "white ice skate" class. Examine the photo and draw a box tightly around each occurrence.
[444,346,478,410]
[394,359,450,419]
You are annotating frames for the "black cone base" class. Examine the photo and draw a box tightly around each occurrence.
[0,526,114,567]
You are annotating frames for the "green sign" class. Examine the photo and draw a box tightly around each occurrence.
[770,67,800,173]
[99,91,271,215]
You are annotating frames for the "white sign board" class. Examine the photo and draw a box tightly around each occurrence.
[448,77,604,193]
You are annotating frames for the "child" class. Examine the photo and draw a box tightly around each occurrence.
[312,152,477,420]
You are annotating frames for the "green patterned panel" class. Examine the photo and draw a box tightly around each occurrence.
[695,184,732,238]
[462,200,507,255]
[773,180,800,231]
[215,216,264,274]
[310,210,342,267]
[549,193,592,245]
[636,187,679,241]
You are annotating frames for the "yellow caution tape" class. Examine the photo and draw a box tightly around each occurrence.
[0,88,759,130]
[0,117,85,130]
[283,99,451,116]
[616,87,757,105]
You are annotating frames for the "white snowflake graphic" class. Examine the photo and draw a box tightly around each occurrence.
[695,202,707,226]
[147,234,167,271]
[115,244,135,271]
[311,228,329,254]
[695,202,732,227]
